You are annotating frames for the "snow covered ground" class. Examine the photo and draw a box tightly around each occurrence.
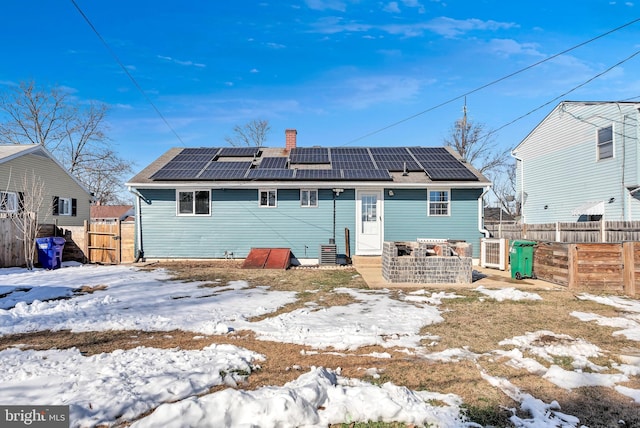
[1,263,639,427]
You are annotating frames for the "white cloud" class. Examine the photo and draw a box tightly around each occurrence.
[309,16,516,38]
[305,0,347,11]
[383,2,401,13]
[424,17,517,37]
[250,68,259,73]
[157,55,206,68]
[402,0,426,13]
[486,38,544,58]
[334,74,430,109]
[265,42,287,49]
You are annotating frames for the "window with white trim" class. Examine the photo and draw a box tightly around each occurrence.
[597,125,613,160]
[300,189,317,207]
[177,190,210,215]
[259,189,277,207]
[0,191,17,213]
[428,189,450,216]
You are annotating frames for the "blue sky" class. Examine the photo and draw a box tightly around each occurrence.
[1,1,639,174]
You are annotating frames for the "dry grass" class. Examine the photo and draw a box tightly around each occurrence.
[2,260,639,427]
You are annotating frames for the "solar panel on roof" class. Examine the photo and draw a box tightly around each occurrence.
[151,169,202,180]
[425,168,478,180]
[295,169,343,180]
[331,147,369,155]
[218,147,259,157]
[171,154,215,163]
[369,147,411,155]
[375,160,422,172]
[247,169,295,179]
[258,157,288,169]
[205,161,252,170]
[332,161,376,171]
[161,160,210,170]
[289,147,330,164]
[198,168,249,179]
[181,148,221,155]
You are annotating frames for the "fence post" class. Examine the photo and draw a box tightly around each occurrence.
[84,220,90,263]
[568,244,579,290]
[601,220,606,243]
[623,242,636,297]
[556,222,560,242]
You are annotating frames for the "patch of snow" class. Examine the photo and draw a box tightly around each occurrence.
[475,286,542,302]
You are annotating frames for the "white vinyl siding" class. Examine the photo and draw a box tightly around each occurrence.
[513,102,640,223]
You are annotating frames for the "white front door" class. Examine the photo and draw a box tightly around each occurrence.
[356,189,383,255]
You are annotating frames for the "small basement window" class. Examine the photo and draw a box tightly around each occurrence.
[259,189,277,208]
[177,190,210,215]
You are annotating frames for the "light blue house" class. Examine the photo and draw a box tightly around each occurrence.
[126,130,491,262]
[512,101,640,224]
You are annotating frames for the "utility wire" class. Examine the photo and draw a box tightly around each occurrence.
[343,17,640,146]
[70,0,186,146]
[484,48,640,147]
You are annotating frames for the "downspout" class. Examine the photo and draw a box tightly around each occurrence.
[129,187,146,262]
[478,186,491,238]
[512,153,524,223]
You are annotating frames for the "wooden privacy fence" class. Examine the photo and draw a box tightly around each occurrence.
[85,220,135,264]
[534,241,638,297]
[0,216,33,268]
[1,219,135,268]
[486,220,640,243]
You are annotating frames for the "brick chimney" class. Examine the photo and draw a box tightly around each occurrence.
[285,129,297,151]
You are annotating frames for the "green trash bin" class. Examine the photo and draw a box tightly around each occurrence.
[510,240,537,280]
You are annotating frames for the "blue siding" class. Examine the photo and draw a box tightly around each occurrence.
[138,187,483,259]
[138,188,355,259]
[384,188,483,257]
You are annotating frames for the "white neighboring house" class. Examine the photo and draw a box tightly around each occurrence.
[512,101,640,224]
[0,144,92,226]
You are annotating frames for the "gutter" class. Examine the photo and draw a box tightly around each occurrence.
[511,152,524,223]
[128,187,147,262]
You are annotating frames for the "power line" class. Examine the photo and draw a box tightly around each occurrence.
[70,0,186,146]
[484,48,640,147]
[343,17,640,146]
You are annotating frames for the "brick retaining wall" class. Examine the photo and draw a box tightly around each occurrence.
[382,241,473,284]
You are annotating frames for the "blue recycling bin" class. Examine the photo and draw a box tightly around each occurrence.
[36,237,66,270]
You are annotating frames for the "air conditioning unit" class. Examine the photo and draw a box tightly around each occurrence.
[319,244,337,265]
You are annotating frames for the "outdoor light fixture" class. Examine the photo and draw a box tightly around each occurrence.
[608,197,615,204]
[388,190,394,197]
[544,205,549,210]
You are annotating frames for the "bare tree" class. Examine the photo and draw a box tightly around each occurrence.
[0,81,133,204]
[7,169,50,270]
[491,162,520,219]
[224,119,271,147]
[444,105,508,176]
